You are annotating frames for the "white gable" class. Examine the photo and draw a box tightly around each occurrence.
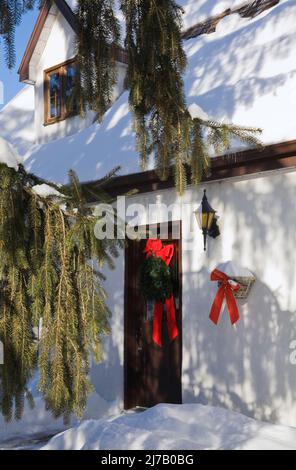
[38,10,76,71]
[25,3,59,84]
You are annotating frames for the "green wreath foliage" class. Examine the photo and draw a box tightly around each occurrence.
[139,255,173,303]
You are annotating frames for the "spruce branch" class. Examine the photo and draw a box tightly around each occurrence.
[0,163,123,422]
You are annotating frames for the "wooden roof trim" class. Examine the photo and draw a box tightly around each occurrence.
[182,0,280,40]
[86,139,296,199]
[18,0,53,82]
[55,0,78,33]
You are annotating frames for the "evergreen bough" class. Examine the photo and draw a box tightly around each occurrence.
[0,1,44,68]
[74,0,262,194]
[75,0,120,121]
[121,0,262,193]
[0,162,123,422]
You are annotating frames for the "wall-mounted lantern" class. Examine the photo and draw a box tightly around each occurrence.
[194,190,220,251]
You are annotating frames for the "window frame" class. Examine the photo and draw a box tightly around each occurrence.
[43,58,77,126]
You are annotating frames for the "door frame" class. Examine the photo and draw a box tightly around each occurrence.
[124,220,183,409]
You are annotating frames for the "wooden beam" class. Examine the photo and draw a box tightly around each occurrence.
[84,140,296,200]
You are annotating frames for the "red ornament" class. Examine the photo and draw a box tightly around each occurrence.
[144,239,179,347]
[209,269,241,325]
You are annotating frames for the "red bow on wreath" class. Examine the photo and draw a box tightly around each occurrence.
[144,239,179,347]
[209,269,241,325]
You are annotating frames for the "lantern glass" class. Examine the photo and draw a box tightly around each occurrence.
[195,209,202,230]
[194,206,215,231]
[194,190,219,251]
[207,212,215,231]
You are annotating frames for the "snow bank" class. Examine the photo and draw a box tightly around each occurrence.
[0,377,68,444]
[42,403,296,451]
[0,397,67,445]
[0,374,121,444]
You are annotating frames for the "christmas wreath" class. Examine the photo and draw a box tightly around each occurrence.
[138,239,179,347]
[139,254,173,303]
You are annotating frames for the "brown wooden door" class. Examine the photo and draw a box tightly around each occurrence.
[124,223,182,409]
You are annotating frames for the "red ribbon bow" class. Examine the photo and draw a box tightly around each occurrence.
[209,269,241,325]
[144,239,179,347]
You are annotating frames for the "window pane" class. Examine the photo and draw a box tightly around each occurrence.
[49,73,61,119]
[65,64,76,114]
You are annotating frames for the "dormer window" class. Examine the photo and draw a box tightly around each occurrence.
[44,58,77,125]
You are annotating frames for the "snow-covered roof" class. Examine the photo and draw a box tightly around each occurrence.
[0,137,21,170]
[24,91,140,184]
[0,86,35,157]
[64,1,253,32]
[1,0,295,184]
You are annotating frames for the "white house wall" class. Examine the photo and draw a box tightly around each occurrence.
[1,167,295,438]
[98,167,296,427]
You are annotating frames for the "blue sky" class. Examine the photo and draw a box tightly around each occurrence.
[0,8,39,109]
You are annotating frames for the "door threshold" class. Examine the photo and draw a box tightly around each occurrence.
[124,406,148,415]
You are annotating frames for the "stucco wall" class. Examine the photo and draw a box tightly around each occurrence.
[99,167,296,427]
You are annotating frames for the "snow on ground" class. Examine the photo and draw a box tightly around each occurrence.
[0,373,121,446]
[42,403,296,451]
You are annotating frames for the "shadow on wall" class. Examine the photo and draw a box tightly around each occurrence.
[183,275,296,423]
[182,172,296,424]
[90,255,125,404]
